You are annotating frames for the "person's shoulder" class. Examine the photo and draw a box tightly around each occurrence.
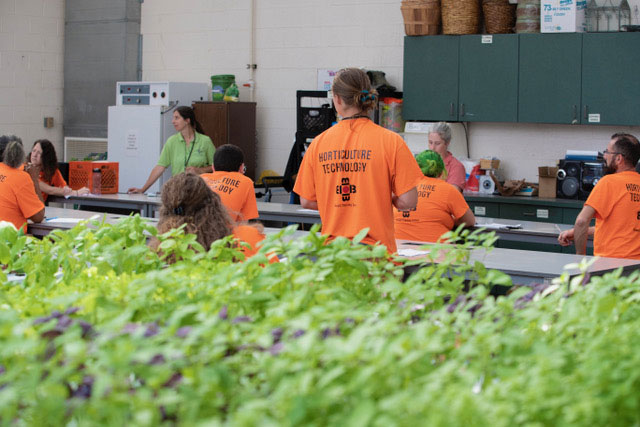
[446,154,464,167]
[164,133,182,145]
[0,164,26,179]
[196,132,213,144]
[236,172,255,185]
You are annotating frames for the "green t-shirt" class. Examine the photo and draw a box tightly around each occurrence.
[158,132,215,175]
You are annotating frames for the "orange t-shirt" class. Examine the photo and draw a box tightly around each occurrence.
[0,163,45,232]
[201,171,259,222]
[232,225,265,258]
[394,176,470,242]
[38,169,67,202]
[293,118,423,253]
[585,170,640,259]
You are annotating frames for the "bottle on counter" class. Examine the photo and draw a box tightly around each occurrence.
[91,168,101,195]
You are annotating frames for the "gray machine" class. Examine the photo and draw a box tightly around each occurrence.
[107,81,209,193]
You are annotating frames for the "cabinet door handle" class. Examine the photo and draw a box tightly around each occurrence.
[460,103,465,116]
[522,211,535,216]
[583,105,588,120]
[572,105,577,124]
[450,102,455,116]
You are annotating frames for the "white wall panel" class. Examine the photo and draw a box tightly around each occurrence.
[141,0,640,181]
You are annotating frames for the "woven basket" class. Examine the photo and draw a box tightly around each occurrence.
[515,0,540,33]
[441,0,480,35]
[482,0,516,34]
[401,0,441,36]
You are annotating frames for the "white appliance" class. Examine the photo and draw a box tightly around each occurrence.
[108,81,209,193]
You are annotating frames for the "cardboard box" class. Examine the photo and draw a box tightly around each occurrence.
[479,159,500,169]
[538,166,559,198]
[541,0,587,33]
[69,161,119,194]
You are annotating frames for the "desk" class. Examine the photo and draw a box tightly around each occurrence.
[398,241,639,285]
[257,202,321,224]
[49,193,161,217]
[255,202,591,249]
[28,207,150,238]
[29,207,307,241]
[28,209,638,287]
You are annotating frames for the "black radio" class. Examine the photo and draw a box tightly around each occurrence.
[557,159,605,200]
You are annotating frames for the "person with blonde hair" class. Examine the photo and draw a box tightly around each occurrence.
[152,172,266,260]
[294,67,423,253]
[0,138,45,231]
[428,122,466,192]
[394,150,475,242]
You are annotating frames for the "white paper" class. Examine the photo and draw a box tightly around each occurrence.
[125,130,139,156]
[46,215,101,224]
[397,249,430,257]
[297,208,319,213]
[317,69,338,91]
[477,223,522,230]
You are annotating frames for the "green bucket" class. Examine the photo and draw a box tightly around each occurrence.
[211,74,235,101]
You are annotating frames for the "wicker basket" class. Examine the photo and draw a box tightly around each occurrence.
[441,0,480,35]
[482,0,516,34]
[401,0,441,36]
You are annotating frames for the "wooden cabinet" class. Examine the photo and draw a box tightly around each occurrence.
[192,102,257,180]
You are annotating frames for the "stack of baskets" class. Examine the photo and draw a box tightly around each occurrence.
[482,0,516,34]
[441,0,481,34]
[401,0,441,36]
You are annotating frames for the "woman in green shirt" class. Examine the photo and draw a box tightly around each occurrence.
[128,106,215,194]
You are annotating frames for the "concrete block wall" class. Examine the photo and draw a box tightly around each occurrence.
[141,0,405,178]
[0,0,64,153]
[141,0,639,182]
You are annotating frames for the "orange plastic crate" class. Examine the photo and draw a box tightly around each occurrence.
[69,161,119,194]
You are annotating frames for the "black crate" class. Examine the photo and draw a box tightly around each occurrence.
[296,90,335,136]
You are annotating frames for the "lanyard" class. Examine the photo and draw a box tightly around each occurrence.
[184,134,196,168]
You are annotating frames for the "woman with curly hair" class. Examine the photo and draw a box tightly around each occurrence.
[152,172,266,260]
[28,139,89,201]
[394,150,475,243]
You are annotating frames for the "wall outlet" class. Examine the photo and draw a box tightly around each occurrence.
[44,117,54,128]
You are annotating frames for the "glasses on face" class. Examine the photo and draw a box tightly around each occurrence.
[603,149,622,156]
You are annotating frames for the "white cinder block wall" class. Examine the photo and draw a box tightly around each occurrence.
[0,0,64,153]
[141,0,639,182]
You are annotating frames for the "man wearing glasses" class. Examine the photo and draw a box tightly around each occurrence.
[558,134,640,259]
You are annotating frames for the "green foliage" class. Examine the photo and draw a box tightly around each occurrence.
[1,219,639,426]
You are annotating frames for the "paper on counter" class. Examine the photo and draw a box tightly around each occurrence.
[477,223,522,230]
[46,215,101,224]
[397,248,430,257]
[297,208,319,213]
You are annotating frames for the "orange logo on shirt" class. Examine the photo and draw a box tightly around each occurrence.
[336,177,356,201]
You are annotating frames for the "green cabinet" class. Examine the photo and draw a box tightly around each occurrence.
[518,34,582,124]
[403,35,518,122]
[403,36,459,121]
[581,33,640,126]
[500,204,563,223]
[458,35,519,122]
[468,201,501,218]
[404,33,640,125]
